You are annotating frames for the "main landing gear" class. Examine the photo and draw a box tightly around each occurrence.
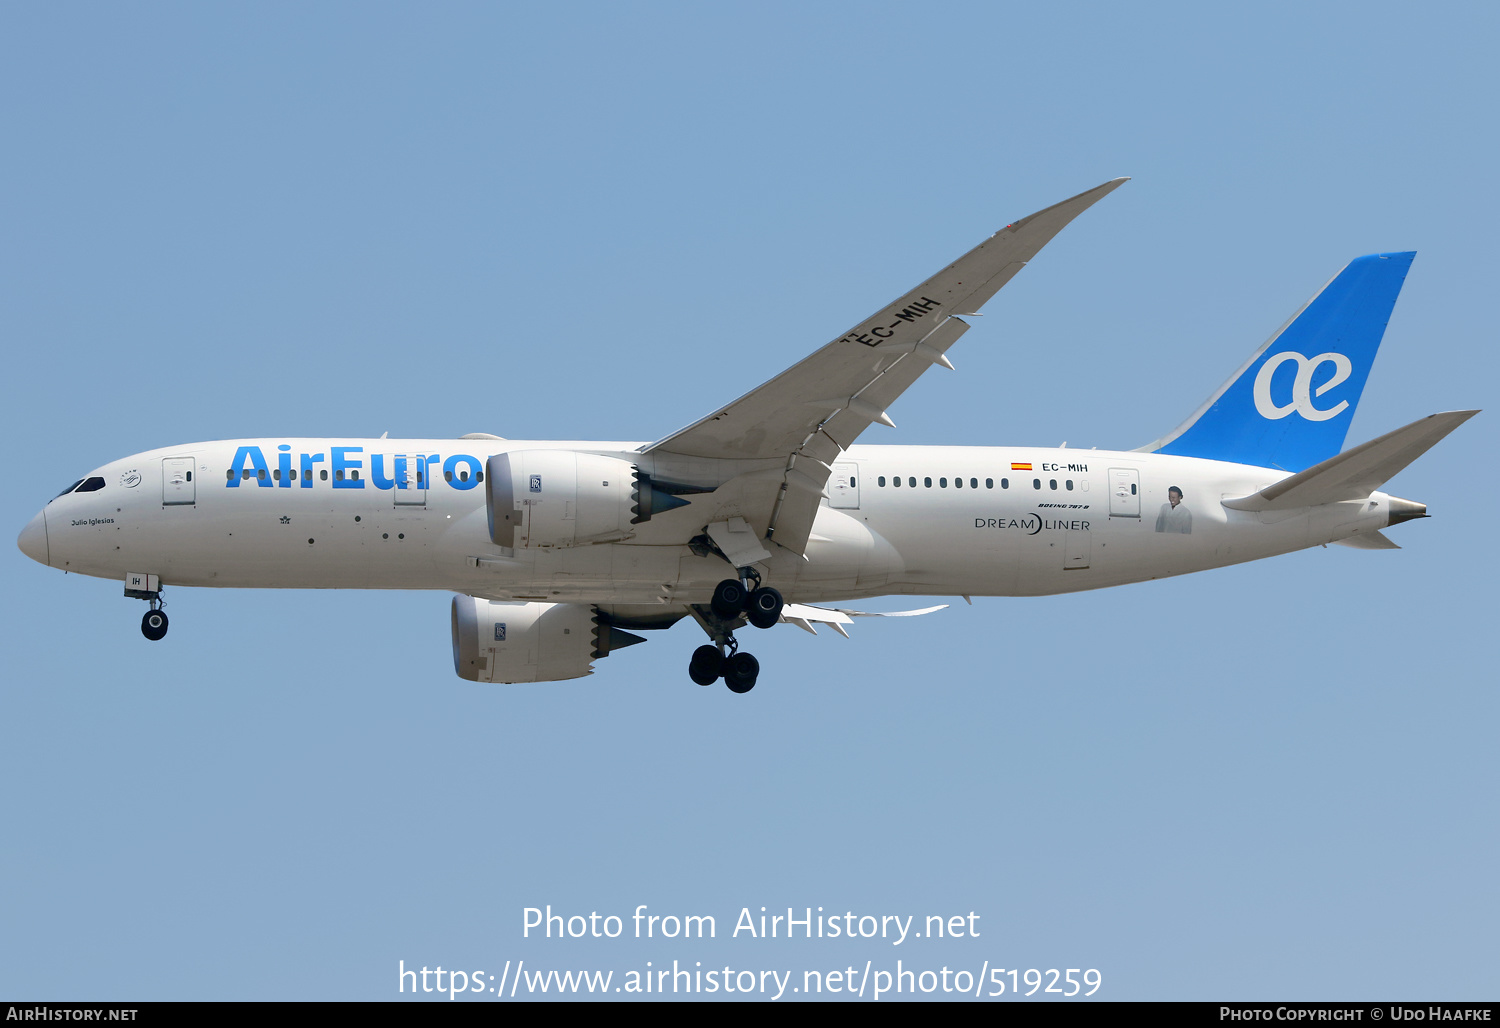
[689,645,760,693]
[688,569,784,693]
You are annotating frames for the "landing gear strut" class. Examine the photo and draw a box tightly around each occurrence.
[126,575,169,641]
[710,569,783,630]
[689,566,783,693]
[684,631,760,693]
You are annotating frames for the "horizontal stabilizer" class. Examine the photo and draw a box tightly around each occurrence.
[1222,410,1478,511]
[1333,531,1401,550]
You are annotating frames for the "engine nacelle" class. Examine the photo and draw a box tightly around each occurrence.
[486,450,636,549]
[450,597,644,683]
[486,450,691,548]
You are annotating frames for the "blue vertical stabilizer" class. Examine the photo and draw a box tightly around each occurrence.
[1142,252,1415,472]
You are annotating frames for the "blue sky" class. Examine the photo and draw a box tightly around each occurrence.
[2,2,1495,1001]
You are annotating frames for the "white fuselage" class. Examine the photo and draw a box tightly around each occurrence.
[31,438,1396,609]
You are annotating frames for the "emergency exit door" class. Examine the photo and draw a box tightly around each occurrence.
[829,463,860,509]
[390,455,428,507]
[1108,468,1140,518]
[162,457,196,506]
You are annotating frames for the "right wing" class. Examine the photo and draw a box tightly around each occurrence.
[642,177,1129,555]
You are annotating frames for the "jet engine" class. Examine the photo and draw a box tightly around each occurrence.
[486,450,689,549]
[450,596,645,683]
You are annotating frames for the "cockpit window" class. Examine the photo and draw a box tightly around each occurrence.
[53,479,84,500]
[75,477,106,493]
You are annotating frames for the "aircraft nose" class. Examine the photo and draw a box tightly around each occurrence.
[17,509,48,566]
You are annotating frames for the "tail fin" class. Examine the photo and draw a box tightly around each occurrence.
[1139,252,1416,471]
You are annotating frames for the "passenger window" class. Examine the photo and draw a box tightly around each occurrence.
[1131,484,1137,494]
[336,470,345,482]
[954,477,963,489]
[257,469,267,481]
[892,476,901,487]
[1066,479,1073,490]
[477,471,484,483]
[1033,478,1041,489]
[320,470,328,481]
[1001,478,1009,489]
[186,471,192,482]
[243,470,252,480]
[273,469,281,482]
[985,478,993,489]
[459,470,468,482]
[970,478,978,489]
[849,477,855,488]
[351,470,360,481]
[225,471,234,482]
[878,476,886,487]
[940,477,947,488]
[924,477,932,488]
[75,477,106,493]
[1049,479,1057,490]
[445,470,453,482]
[908,477,915,488]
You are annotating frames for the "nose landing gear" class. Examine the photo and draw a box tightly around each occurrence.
[141,606,169,641]
[125,574,169,641]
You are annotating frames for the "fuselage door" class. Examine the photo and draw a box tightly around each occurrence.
[1064,529,1091,570]
[1108,468,1140,518]
[829,463,860,509]
[392,455,427,507]
[162,457,196,506]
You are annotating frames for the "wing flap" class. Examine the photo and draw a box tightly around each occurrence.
[779,602,949,636]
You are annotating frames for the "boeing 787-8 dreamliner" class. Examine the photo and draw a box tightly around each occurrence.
[18,179,1476,693]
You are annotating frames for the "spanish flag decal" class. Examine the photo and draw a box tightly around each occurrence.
[1011,462,1032,471]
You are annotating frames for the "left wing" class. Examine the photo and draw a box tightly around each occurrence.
[642,178,1128,556]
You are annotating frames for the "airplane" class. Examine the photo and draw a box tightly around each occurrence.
[16,178,1477,693]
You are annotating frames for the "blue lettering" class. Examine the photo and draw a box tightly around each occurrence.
[277,444,293,488]
[227,446,271,488]
[370,453,396,490]
[444,454,482,490]
[299,452,324,488]
[331,446,365,489]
